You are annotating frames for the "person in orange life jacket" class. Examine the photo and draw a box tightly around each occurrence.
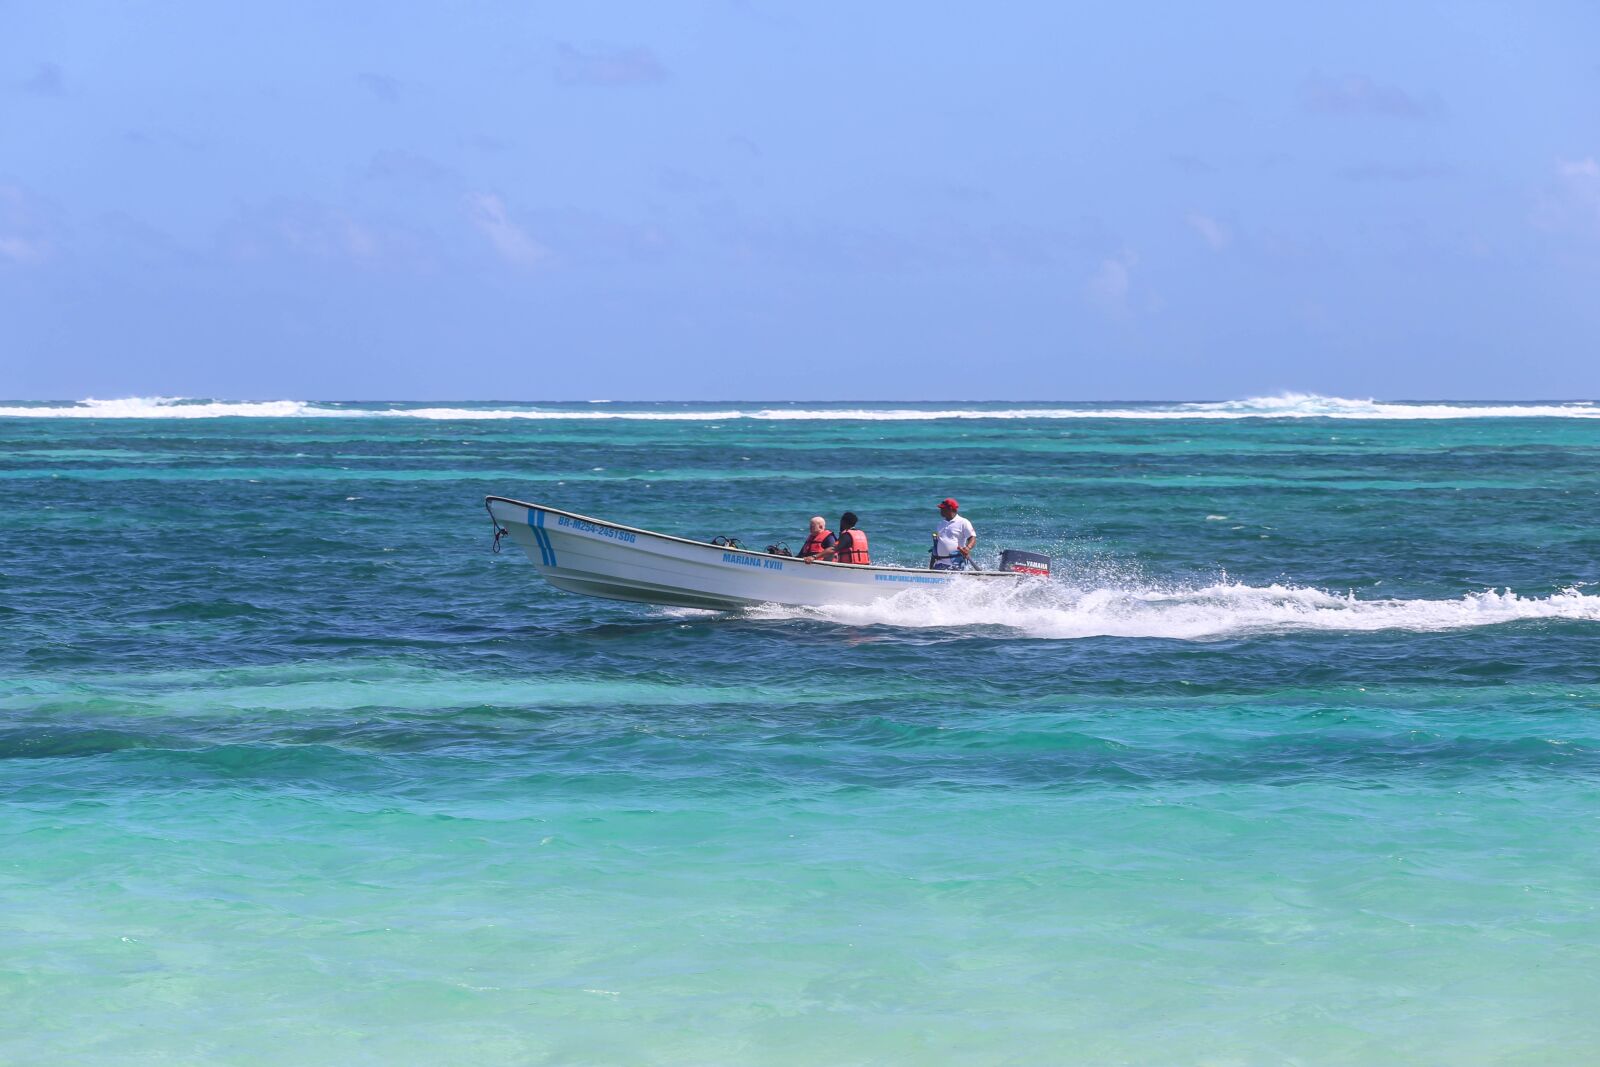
[798,516,836,559]
[807,512,869,564]
[930,498,976,570]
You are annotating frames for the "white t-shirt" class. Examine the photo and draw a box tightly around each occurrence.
[934,515,976,557]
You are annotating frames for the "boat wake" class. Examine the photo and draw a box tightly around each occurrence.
[737,580,1600,641]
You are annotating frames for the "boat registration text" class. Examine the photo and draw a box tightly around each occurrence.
[556,515,638,543]
[724,552,784,570]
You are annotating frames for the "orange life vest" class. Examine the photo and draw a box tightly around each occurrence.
[799,528,834,558]
[835,529,870,565]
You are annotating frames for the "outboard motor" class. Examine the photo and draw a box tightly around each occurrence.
[999,549,1051,577]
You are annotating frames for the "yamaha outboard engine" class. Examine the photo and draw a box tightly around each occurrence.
[999,549,1051,576]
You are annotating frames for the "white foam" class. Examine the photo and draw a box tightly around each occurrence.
[0,397,335,419]
[2,394,1598,420]
[1184,393,1600,420]
[742,580,1600,641]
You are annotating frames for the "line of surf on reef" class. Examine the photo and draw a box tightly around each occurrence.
[4,395,1600,420]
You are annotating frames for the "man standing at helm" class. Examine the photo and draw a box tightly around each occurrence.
[931,497,977,570]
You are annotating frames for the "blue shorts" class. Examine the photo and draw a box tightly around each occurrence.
[930,555,969,571]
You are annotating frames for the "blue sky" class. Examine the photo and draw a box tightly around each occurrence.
[3,1,1597,399]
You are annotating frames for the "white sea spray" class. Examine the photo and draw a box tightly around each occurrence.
[741,580,1600,641]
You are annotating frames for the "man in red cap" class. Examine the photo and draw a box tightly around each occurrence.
[931,498,977,570]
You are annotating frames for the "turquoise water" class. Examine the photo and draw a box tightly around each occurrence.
[4,397,1600,1064]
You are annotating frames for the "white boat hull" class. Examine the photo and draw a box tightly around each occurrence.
[486,497,1025,610]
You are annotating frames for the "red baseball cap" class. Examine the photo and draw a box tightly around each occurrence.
[938,498,959,510]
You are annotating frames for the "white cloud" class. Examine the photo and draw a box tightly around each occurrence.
[1087,251,1136,315]
[0,236,48,263]
[216,199,431,269]
[1187,212,1230,250]
[555,44,667,86]
[1302,74,1437,119]
[278,212,374,259]
[1558,157,1600,180]
[465,193,547,267]
[1533,157,1600,236]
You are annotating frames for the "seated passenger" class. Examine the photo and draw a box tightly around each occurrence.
[798,515,836,559]
[810,511,869,565]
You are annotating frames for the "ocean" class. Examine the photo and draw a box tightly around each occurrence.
[4,396,1599,1064]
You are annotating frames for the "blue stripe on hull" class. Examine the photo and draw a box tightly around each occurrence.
[528,508,558,567]
[528,509,551,565]
[537,509,557,566]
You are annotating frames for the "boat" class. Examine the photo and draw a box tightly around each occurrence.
[485,496,1046,610]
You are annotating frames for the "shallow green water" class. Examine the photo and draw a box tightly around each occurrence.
[3,399,1599,1063]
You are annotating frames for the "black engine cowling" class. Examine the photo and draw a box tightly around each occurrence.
[999,549,1050,576]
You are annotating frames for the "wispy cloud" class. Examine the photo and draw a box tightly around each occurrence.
[555,44,668,86]
[0,184,55,264]
[940,219,1104,268]
[218,199,432,268]
[1533,157,1600,236]
[1302,74,1438,119]
[123,128,209,152]
[1168,153,1212,175]
[357,72,400,102]
[0,235,48,263]
[658,168,722,197]
[1186,213,1230,250]
[461,133,508,154]
[700,204,1102,273]
[1338,162,1454,182]
[365,149,456,187]
[536,210,674,265]
[19,61,64,97]
[1560,157,1600,180]
[1087,251,1137,316]
[705,212,923,272]
[465,193,547,266]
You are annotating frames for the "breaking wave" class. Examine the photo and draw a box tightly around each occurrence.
[742,581,1600,641]
[0,397,330,419]
[2,394,1598,420]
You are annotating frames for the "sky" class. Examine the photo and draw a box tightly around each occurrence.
[2,1,1598,400]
